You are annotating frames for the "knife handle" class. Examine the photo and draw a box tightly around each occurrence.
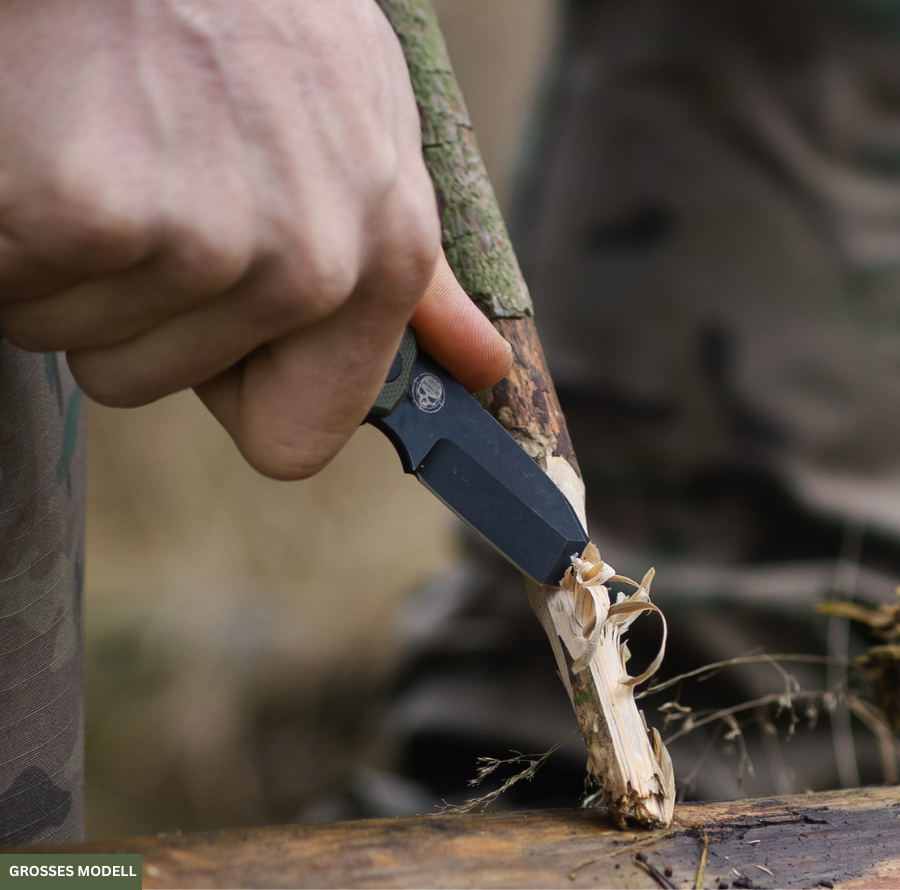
[366,327,418,421]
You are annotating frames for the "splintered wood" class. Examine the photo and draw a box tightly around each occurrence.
[526,463,675,828]
[527,546,674,828]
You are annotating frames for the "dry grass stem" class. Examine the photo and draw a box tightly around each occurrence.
[693,826,709,889]
[436,733,579,815]
[639,651,845,700]
[650,642,900,791]
[661,689,828,745]
[846,694,900,782]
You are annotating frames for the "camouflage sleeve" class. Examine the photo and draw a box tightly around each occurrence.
[0,339,85,845]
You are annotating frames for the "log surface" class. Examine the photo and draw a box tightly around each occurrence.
[36,787,900,889]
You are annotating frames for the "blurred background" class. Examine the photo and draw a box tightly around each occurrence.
[84,0,900,839]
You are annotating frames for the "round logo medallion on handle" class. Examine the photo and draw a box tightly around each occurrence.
[412,373,445,413]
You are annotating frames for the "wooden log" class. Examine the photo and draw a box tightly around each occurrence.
[35,785,900,888]
[376,0,674,826]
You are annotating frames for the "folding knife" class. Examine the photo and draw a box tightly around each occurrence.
[366,329,589,586]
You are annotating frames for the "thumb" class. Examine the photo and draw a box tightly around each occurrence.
[410,251,512,392]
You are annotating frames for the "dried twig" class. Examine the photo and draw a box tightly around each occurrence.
[635,852,677,889]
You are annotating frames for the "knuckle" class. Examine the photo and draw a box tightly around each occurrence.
[405,213,441,284]
[297,270,356,321]
[42,180,154,268]
[367,141,401,199]
[265,249,358,329]
[373,191,440,302]
[162,225,252,294]
[300,244,359,310]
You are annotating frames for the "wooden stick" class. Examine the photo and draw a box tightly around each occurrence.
[377,0,674,827]
[48,785,900,889]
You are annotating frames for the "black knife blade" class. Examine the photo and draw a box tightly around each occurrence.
[366,330,589,586]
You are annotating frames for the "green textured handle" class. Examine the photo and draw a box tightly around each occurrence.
[366,327,418,420]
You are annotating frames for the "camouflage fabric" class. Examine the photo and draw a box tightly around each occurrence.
[519,0,900,547]
[0,339,85,845]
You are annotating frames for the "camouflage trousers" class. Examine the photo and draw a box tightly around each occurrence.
[0,340,84,845]
[522,0,900,548]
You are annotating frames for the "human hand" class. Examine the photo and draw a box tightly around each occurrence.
[0,0,511,478]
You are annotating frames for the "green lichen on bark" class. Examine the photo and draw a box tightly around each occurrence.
[376,0,533,320]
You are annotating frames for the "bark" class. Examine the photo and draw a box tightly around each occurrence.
[375,0,531,321]
[54,785,900,889]
[377,0,674,827]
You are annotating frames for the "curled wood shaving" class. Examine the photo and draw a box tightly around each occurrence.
[567,549,667,686]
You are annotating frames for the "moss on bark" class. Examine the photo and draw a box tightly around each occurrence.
[376,0,533,320]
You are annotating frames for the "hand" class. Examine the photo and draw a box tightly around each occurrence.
[0,0,511,479]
